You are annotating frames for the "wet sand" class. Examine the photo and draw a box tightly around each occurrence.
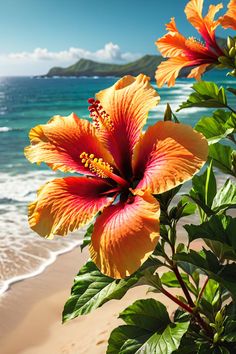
[0,246,178,354]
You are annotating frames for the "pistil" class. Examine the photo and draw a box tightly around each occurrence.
[80,152,129,188]
[88,98,114,132]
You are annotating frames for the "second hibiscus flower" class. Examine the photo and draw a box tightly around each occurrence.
[25,74,208,279]
[155,0,233,87]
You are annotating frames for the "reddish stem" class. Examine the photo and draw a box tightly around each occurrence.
[161,286,213,336]
[173,265,195,308]
[160,287,194,314]
[198,277,209,302]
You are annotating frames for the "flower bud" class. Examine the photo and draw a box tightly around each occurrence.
[229,47,236,58]
[227,36,235,49]
[215,311,223,323]
[218,56,231,66]
[213,333,219,343]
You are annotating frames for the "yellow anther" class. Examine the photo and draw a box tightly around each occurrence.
[80,152,87,159]
[80,151,113,179]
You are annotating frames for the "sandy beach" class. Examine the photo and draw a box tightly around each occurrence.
[1,213,231,353]
[0,245,179,354]
[1,73,234,354]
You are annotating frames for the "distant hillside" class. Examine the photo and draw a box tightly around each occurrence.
[45,55,164,79]
[44,38,227,79]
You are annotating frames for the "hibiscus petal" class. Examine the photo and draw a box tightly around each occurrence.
[185,0,222,47]
[156,32,188,58]
[187,63,211,80]
[95,74,160,178]
[166,17,179,32]
[25,113,113,175]
[206,4,223,25]
[133,121,208,194]
[29,177,114,238]
[219,0,236,30]
[155,57,195,87]
[90,191,160,278]
[185,0,204,34]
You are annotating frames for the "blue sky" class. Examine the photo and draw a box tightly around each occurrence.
[0,0,232,75]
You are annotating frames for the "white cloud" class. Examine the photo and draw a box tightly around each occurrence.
[5,42,140,63]
[0,42,141,76]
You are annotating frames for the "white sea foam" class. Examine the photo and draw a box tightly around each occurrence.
[0,235,83,295]
[150,102,209,115]
[0,127,12,132]
[0,170,56,202]
[0,170,86,294]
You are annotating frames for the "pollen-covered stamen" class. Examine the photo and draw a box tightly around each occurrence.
[80,151,129,188]
[185,37,218,59]
[88,98,114,131]
[80,152,113,179]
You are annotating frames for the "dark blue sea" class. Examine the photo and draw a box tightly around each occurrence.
[0,71,235,293]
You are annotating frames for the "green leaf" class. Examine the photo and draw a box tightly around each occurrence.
[156,185,182,210]
[136,322,190,354]
[184,215,236,261]
[80,224,93,251]
[173,309,191,323]
[63,260,142,322]
[187,162,216,220]
[223,319,236,342]
[173,334,199,353]
[161,271,198,296]
[177,82,228,111]
[195,110,235,144]
[119,299,170,332]
[107,299,189,354]
[169,197,197,221]
[197,345,232,354]
[191,161,216,209]
[208,143,235,176]
[178,197,197,218]
[107,325,150,354]
[164,103,180,123]
[212,179,236,213]
[174,250,236,299]
[161,271,188,288]
[202,279,220,305]
[213,346,232,354]
[198,279,221,320]
[225,113,236,130]
[164,103,172,121]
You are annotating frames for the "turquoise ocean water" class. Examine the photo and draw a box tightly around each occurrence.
[0,71,235,294]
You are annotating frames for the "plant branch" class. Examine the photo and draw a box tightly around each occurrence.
[160,287,194,314]
[226,105,236,114]
[172,265,195,308]
[160,286,213,337]
[169,233,195,308]
[197,276,209,303]
[195,313,213,337]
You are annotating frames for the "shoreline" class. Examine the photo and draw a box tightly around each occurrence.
[0,245,89,353]
[0,244,179,354]
[0,239,83,295]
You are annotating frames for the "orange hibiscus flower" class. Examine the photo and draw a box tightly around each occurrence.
[25,74,208,278]
[219,0,236,30]
[155,0,224,87]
